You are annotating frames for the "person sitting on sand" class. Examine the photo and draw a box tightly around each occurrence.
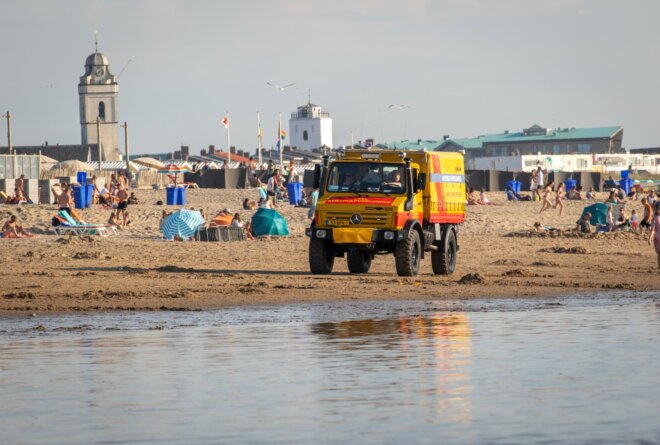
[1,215,35,238]
[57,184,74,215]
[506,186,518,201]
[575,212,592,234]
[477,188,496,205]
[159,210,172,230]
[614,207,631,231]
[616,185,626,202]
[586,187,597,200]
[127,192,140,205]
[605,190,619,204]
[243,197,257,210]
[230,213,244,228]
[107,211,122,227]
[244,220,255,240]
[534,221,561,234]
[466,188,479,205]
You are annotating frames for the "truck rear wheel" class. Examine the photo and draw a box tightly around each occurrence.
[395,230,421,276]
[347,251,372,274]
[309,238,334,274]
[432,229,457,275]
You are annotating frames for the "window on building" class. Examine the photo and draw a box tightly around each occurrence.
[303,130,308,141]
[553,144,561,155]
[577,159,588,169]
[98,102,106,121]
[577,143,591,154]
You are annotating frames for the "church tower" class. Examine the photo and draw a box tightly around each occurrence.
[78,47,120,161]
[289,100,333,151]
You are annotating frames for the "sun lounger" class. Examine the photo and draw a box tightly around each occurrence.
[51,210,118,237]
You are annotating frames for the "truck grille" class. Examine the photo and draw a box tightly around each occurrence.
[322,211,392,227]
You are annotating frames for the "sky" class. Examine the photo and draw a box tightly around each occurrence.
[1,0,660,156]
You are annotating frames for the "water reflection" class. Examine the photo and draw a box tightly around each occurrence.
[311,313,473,425]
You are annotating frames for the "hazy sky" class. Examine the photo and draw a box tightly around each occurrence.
[1,0,659,155]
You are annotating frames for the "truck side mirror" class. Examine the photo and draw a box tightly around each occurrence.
[313,164,321,189]
[417,173,426,191]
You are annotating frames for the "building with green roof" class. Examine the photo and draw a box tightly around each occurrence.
[435,124,623,160]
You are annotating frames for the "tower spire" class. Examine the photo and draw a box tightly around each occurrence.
[308,89,311,104]
[94,30,98,52]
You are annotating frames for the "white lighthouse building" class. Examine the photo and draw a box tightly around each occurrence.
[78,49,121,161]
[289,102,333,151]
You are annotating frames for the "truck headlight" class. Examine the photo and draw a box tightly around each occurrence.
[315,229,327,239]
[383,231,395,240]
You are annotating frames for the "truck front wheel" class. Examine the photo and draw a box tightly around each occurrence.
[347,251,372,274]
[395,230,421,276]
[309,238,335,274]
[432,229,457,275]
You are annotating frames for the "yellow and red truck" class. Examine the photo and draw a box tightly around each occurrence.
[306,150,465,276]
[306,149,466,276]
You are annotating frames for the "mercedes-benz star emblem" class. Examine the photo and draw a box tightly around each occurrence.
[350,213,363,225]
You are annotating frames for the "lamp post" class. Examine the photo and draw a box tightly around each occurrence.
[2,111,12,155]
[120,122,129,173]
[96,118,102,176]
[267,81,296,167]
[388,104,412,141]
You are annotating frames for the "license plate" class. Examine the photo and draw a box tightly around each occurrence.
[326,219,349,226]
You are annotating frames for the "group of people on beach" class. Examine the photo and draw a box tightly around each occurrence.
[3,174,29,205]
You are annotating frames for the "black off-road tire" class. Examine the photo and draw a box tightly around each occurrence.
[309,238,335,274]
[347,251,372,274]
[395,230,421,276]
[432,229,457,275]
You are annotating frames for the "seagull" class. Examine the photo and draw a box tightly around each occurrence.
[389,104,411,110]
[267,82,296,91]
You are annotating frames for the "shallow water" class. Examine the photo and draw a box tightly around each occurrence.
[1,293,659,444]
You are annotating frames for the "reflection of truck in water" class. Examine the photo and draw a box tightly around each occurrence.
[306,149,466,276]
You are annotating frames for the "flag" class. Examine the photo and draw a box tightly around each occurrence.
[280,129,287,139]
[222,116,229,128]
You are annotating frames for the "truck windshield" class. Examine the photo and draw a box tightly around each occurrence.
[326,163,406,194]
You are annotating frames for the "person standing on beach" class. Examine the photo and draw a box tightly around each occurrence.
[267,168,281,206]
[606,204,615,232]
[116,184,129,225]
[530,169,537,192]
[648,208,660,269]
[553,182,565,216]
[535,166,544,200]
[539,181,554,214]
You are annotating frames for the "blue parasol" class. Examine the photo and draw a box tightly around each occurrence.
[251,208,289,237]
[161,209,204,240]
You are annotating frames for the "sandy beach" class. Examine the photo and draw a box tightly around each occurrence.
[0,187,658,314]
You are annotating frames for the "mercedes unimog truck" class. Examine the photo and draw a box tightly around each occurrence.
[306,149,466,276]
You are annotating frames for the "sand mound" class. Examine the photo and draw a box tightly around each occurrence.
[458,273,486,284]
[539,246,587,254]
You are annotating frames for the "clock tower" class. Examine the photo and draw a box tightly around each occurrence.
[78,48,120,161]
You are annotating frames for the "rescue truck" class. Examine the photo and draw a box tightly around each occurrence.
[306,149,466,276]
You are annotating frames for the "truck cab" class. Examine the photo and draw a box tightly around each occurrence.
[306,149,466,276]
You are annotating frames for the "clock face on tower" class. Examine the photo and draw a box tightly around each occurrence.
[95,68,104,77]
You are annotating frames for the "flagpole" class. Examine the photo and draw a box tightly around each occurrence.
[257,111,263,165]
[278,112,283,168]
[226,112,231,164]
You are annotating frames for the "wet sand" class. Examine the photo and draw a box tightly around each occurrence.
[1,188,658,313]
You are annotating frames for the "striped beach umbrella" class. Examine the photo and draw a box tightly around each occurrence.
[161,209,205,240]
[157,164,190,174]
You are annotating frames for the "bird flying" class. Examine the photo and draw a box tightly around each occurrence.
[267,82,296,91]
